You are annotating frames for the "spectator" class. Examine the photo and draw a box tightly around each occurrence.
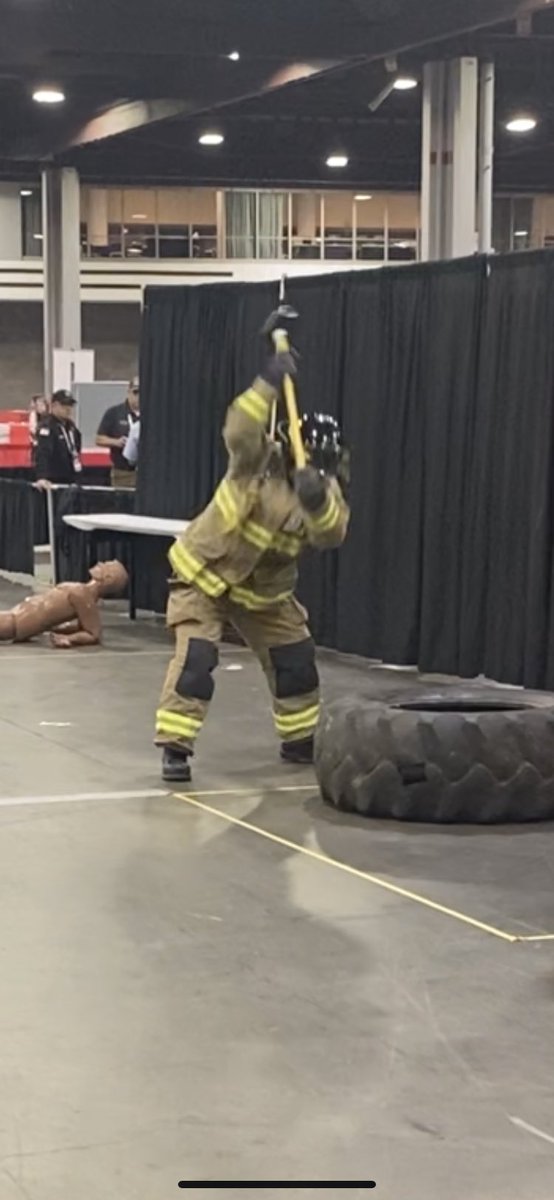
[96,376,140,489]
[35,390,82,487]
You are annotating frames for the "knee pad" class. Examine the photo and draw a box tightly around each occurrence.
[270,638,319,699]
[176,638,219,702]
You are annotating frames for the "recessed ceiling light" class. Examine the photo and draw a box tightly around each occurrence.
[514,229,529,236]
[505,115,537,133]
[393,76,418,91]
[20,189,33,197]
[228,51,240,61]
[355,194,372,201]
[326,154,348,168]
[199,131,224,146]
[33,87,65,104]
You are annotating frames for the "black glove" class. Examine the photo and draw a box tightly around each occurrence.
[261,350,298,389]
[294,466,327,513]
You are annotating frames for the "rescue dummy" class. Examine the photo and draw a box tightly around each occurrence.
[0,560,128,648]
[156,341,350,783]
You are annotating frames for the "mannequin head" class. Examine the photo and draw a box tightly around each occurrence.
[89,561,128,596]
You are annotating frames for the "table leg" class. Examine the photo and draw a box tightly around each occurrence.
[128,535,137,621]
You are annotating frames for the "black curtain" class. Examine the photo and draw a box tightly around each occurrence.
[0,479,37,574]
[54,487,136,582]
[137,253,554,690]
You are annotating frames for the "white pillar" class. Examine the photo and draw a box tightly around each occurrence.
[42,167,81,395]
[421,58,478,261]
[477,61,495,254]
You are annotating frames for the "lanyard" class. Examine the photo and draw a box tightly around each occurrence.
[59,421,82,471]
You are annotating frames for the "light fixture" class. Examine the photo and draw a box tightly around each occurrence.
[505,115,537,133]
[355,194,372,201]
[33,233,43,240]
[326,154,348,168]
[20,189,33,197]
[199,131,224,146]
[32,87,65,104]
[393,76,418,91]
[395,241,410,249]
[228,51,240,61]
[514,229,529,237]
[131,213,148,220]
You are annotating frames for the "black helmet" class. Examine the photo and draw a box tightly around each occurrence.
[278,412,343,475]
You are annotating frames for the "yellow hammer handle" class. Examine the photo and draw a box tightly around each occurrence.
[272,329,306,469]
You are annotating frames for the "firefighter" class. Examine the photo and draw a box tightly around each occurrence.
[155,351,349,783]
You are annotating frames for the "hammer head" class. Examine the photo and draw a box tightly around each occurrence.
[261,304,298,338]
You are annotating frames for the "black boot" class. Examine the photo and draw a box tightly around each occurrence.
[280,735,314,765]
[162,746,192,784]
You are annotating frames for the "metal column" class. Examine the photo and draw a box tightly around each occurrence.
[477,61,495,254]
[420,58,478,261]
[42,166,81,395]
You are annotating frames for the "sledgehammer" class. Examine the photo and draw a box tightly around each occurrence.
[261,304,306,469]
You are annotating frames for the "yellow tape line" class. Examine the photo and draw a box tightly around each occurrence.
[174,791,521,943]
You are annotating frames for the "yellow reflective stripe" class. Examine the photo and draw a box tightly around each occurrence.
[156,709,203,738]
[242,519,274,551]
[214,479,239,530]
[169,541,227,597]
[235,388,269,424]
[274,704,320,734]
[273,530,303,558]
[230,584,293,610]
[306,493,340,533]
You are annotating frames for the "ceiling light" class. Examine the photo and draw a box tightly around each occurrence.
[199,132,224,146]
[393,76,418,91]
[514,230,529,237]
[131,213,147,220]
[228,51,240,61]
[33,87,65,104]
[395,241,410,249]
[355,194,372,201]
[326,154,348,168]
[33,233,43,240]
[505,115,537,133]
[20,189,33,197]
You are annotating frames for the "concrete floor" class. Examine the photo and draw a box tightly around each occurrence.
[1,579,554,1200]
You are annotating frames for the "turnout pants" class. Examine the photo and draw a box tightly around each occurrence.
[156,584,319,753]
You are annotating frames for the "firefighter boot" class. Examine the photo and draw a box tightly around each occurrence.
[280,735,314,765]
[162,746,192,784]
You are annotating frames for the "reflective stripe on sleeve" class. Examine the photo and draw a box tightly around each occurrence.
[235,388,270,424]
[169,541,227,598]
[305,492,340,534]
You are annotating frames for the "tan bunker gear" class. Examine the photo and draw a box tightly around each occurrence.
[156,376,349,754]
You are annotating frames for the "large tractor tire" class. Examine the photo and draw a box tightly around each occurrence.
[314,692,554,823]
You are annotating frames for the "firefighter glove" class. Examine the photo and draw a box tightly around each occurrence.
[294,466,327,513]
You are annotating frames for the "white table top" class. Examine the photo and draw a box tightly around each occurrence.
[63,512,189,537]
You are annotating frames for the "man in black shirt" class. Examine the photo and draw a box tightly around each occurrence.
[35,390,82,487]
[96,376,140,488]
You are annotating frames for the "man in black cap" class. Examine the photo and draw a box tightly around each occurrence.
[35,390,82,487]
[96,376,140,489]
